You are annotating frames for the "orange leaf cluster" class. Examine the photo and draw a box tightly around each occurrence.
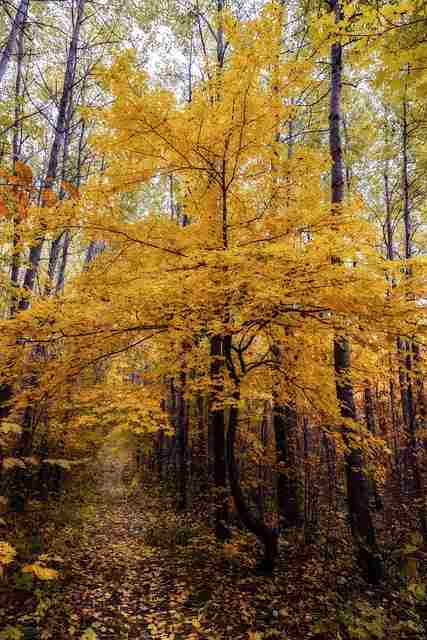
[0,161,34,220]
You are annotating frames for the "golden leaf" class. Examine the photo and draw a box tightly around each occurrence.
[2,457,26,470]
[0,541,16,565]
[41,188,58,207]
[22,562,59,580]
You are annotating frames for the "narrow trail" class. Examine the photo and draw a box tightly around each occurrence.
[57,466,318,640]
[32,465,427,640]
[58,465,292,640]
[61,469,192,640]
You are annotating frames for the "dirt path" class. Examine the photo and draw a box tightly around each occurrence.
[3,465,427,639]
[58,467,291,640]
[61,472,191,640]
[57,475,311,640]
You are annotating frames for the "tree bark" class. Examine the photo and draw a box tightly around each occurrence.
[329,0,383,583]
[399,89,427,540]
[227,387,278,572]
[364,386,383,511]
[9,5,26,316]
[0,0,29,86]
[19,0,86,309]
[273,398,302,530]
[176,371,188,511]
[220,333,279,571]
[8,0,86,509]
[210,334,230,540]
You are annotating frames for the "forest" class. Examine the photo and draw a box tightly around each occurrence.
[0,0,426,638]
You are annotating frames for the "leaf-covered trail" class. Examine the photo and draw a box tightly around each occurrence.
[54,467,427,640]
[59,466,304,640]
[61,471,192,640]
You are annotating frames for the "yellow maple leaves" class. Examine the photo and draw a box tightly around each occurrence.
[0,160,80,229]
[21,553,62,581]
[0,541,16,574]
[22,562,59,580]
[10,0,410,436]
[0,0,423,465]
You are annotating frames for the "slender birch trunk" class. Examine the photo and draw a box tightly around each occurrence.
[19,0,86,309]
[0,0,29,86]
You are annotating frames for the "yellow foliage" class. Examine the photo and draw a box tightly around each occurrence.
[0,542,16,566]
[0,0,424,476]
[22,562,59,581]
[2,458,26,470]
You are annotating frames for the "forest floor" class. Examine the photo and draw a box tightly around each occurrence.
[1,469,427,640]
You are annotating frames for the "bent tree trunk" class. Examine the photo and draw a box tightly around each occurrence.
[227,388,278,572]
[271,345,302,530]
[329,0,383,583]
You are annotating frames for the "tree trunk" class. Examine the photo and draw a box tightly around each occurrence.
[257,406,269,520]
[273,399,302,530]
[400,90,427,540]
[192,391,207,488]
[329,0,383,584]
[9,7,26,316]
[210,334,230,540]
[227,388,278,572]
[176,371,188,511]
[7,0,87,508]
[19,0,86,309]
[46,60,77,295]
[364,386,383,511]
[0,0,29,86]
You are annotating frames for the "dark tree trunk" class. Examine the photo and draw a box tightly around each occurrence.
[0,2,27,425]
[46,65,76,295]
[273,400,302,530]
[271,342,301,530]
[400,91,427,540]
[222,335,278,571]
[364,386,383,511]
[210,334,230,540]
[322,431,336,528]
[6,0,87,511]
[192,391,207,488]
[9,9,26,317]
[155,398,165,482]
[305,420,320,544]
[56,120,86,293]
[257,406,269,520]
[329,0,383,584]
[176,371,188,511]
[19,0,86,309]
